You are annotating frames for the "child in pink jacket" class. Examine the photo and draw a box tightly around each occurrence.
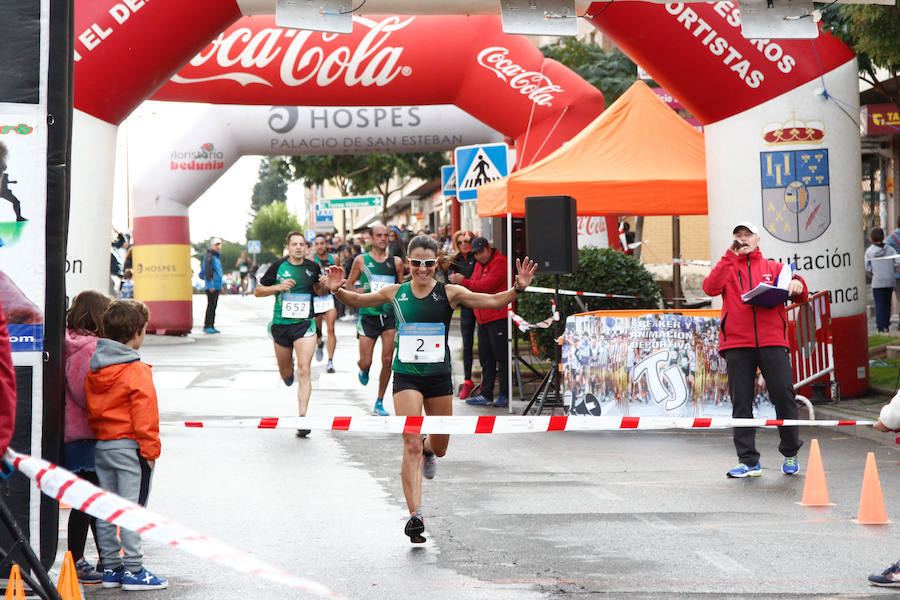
[64,290,112,584]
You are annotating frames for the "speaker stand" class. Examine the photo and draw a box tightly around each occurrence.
[522,275,566,415]
[0,485,62,600]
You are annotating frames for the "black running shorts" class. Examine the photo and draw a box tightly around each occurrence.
[271,320,316,347]
[392,372,453,399]
[356,314,396,339]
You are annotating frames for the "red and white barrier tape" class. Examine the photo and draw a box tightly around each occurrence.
[509,300,559,332]
[524,285,644,300]
[160,415,875,434]
[4,449,346,600]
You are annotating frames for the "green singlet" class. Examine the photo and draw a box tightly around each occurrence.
[358,252,397,317]
[261,257,322,325]
[391,281,454,376]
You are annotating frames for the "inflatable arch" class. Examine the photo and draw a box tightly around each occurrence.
[70,2,867,393]
[131,102,502,328]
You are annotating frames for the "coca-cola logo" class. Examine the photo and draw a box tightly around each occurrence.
[577,216,607,236]
[172,16,414,89]
[476,47,563,107]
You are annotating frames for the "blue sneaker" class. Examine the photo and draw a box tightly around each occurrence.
[373,398,389,416]
[121,568,168,590]
[210,328,221,334]
[727,462,762,478]
[782,455,800,475]
[870,561,900,586]
[283,373,294,387]
[493,395,508,408]
[466,394,492,406]
[101,565,125,589]
[203,327,215,334]
[358,369,370,385]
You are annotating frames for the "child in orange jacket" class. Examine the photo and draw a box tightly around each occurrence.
[84,299,167,591]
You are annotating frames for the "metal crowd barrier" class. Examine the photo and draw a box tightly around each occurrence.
[786,291,836,417]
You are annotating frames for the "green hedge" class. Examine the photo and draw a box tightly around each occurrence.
[516,247,661,360]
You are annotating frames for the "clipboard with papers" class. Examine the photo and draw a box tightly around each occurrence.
[740,263,792,308]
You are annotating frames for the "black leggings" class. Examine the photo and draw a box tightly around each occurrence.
[460,307,476,380]
[68,470,100,560]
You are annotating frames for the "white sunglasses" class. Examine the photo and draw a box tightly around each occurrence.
[409,258,438,268]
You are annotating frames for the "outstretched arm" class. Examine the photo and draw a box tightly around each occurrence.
[447,257,537,309]
[324,265,399,308]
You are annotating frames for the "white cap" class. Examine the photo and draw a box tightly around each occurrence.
[210,237,222,245]
[732,222,759,235]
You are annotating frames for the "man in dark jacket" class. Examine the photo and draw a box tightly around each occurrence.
[450,237,510,408]
[703,222,808,478]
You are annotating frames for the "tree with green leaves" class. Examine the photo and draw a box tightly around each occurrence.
[822,5,900,105]
[273,152,445,221]
[248,201,303,261]
[250,157,288,215]
[540,38,641,107]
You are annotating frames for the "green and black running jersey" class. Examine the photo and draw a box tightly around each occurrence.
[260,257,322,325]
[391,281,453,376]
[313,253,336,268]
[358,252,397,317]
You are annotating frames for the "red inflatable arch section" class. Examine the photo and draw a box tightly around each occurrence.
[72,1,868,394]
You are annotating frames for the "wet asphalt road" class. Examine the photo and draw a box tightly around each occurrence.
[71,295,900,599]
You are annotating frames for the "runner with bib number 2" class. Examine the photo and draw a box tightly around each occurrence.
[324,235,537,543]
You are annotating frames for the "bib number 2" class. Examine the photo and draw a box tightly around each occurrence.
[398,323,445,363]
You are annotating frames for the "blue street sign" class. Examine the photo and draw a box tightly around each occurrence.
[247,240,261,254]
[441,165,457,198]
[454,143,509,202]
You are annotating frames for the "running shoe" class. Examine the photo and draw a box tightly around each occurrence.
[465,394,492,406]
[373,399,389,416]
[726,462,762,478]
[358,369,370,386]
[101,565,125,589]
[121,568,168,591]
[210,328,221,334]
[458,379,475,400]
[423,452,437,480]
[315,340,324,362]
[782,455,800,475]
[283,374,294,387]
[75,558,103,584]
[404,515,426,544]
[870,561,900,586]
[493,395,508,408]
[202,327,216,334]
[296,429,311,438]
[327,360,335,373]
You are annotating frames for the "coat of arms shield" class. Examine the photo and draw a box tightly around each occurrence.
[760,149,830,243]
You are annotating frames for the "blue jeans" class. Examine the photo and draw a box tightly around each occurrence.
[874,287,893,332]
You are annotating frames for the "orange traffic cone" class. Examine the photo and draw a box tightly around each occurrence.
[56,551,82,600]
[4,564,25,600]
[855,452,891,524]
[798,438,833,506]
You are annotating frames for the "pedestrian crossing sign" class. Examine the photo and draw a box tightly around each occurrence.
[454,143,509,202]
[441,165,457,197]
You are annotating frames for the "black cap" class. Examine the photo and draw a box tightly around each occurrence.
[471,237,490,253]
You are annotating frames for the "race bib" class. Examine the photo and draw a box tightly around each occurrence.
[397,323,445,363]
[369,274,394,292]
[240,264,248,273]
[281,293,311,319]
[313,294,335,314]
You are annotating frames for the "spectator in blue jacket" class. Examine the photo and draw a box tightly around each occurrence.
[884,217,900,330]
[201,238,223,334]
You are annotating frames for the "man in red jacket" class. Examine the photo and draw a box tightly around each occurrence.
[0,300,17,456]
[449,237,510,408]
[702,222,807,479]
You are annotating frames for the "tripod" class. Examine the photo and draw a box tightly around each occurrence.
[0,489,62,600]
[512,306,543,401]
[522,275,566,415]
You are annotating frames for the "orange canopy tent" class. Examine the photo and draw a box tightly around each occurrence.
[477,80,707,217]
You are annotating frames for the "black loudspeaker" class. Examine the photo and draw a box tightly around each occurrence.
[525,195,577,274]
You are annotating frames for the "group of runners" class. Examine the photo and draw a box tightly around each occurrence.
[253,223,536,542]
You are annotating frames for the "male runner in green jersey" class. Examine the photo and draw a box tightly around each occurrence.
[344,223,405,416]
[312,234,338,373]
[255,231,326,437]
